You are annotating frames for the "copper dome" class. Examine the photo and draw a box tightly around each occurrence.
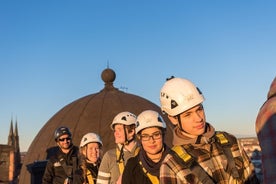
[19,68,173,183]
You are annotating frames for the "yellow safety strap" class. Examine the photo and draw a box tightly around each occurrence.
[139,161,159,184]
[116,147,125,174]
[116,146,140,174]
[86,170,94,184]
[215,132,240,179]
[171,146,192,163]
[134,147,140,156]
[215,132,229,145]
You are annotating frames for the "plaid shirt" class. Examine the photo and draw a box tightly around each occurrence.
[160,126,259,184]
[256,77,276,184]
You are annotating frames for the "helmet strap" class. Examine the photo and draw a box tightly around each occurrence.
[117,144,125,163]
[125,137,134,145]
[123,125,134,145]
[177,115,185,132]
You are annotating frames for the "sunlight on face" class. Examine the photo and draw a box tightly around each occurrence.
[57,134,72,151]
[179,104,206,136]
[83,142,100,163]
[140,127,163,158]
[113,124,126,144]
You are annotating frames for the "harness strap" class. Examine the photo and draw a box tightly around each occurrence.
[171,146,215,184]
[215,133,229,145]
[116,146,140,174]
[86,170,95,184]
[215,132,240,178]
[134,147,140,156]
[139,161,159,184]
[72,156,77,181]
[59,157,73,178]
[116,147,125,174]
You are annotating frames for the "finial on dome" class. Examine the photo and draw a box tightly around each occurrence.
[101,68,116,90]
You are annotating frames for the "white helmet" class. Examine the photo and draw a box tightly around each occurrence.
[110,111,137,130]
[160,77,204,116]
[80,133,103,148]
[136,110,166,134]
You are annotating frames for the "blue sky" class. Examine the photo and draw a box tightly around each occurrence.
[0,1,275,151]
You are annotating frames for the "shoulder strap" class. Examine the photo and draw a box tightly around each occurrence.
[116,147,125,174]
[86,170,95,184]
[59,157,73,178]
[138,161,159,184]
[134,146,140,156]
[171,146,215,184]
[215,131,240,178]
[72,156,77,183]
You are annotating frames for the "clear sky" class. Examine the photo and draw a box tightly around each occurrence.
[1,1,275,152]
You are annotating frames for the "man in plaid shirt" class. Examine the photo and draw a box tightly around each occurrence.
[256,77,276,184]
[159,76,259,184]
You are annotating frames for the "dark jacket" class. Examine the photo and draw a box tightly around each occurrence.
[42,145,79,184]
[74,161,100,184]
[122,144,170,184]
[122,156,152,184]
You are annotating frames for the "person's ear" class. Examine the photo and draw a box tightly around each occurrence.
[168,115,178,126]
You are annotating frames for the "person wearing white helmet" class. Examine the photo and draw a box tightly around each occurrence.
[75,132,103,184]
[122,110,170,184]
[97,111,139,184]
[159,76,259,184]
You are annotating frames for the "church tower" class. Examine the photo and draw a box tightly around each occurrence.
[0,118,22,183]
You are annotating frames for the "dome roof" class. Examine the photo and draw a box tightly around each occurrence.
[19,68,173,183]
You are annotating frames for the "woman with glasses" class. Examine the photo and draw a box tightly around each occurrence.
[122,110,170,184]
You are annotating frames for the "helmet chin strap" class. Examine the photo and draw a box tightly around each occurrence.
[123,125,134,145]
[117,125,135,162]
[125,136,135,145]
[177,115,185,132]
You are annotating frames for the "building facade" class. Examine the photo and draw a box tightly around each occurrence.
[0,120,21,184]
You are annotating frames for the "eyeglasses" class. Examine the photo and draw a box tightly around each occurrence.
[58,137,71,142]
[140,131,162,141]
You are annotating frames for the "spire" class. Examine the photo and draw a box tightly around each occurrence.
[14,118,20,152]
[14,118,21,167]
[14,117,18,136]
[8,118,14,146]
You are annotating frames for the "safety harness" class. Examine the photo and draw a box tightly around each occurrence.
[171,131,241,183]
[116,145,140,174]
[86,170,95,184]
[58,148,78,184]
[215,132,240,179]
[138,161,159,184]
[116,145,125,174]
